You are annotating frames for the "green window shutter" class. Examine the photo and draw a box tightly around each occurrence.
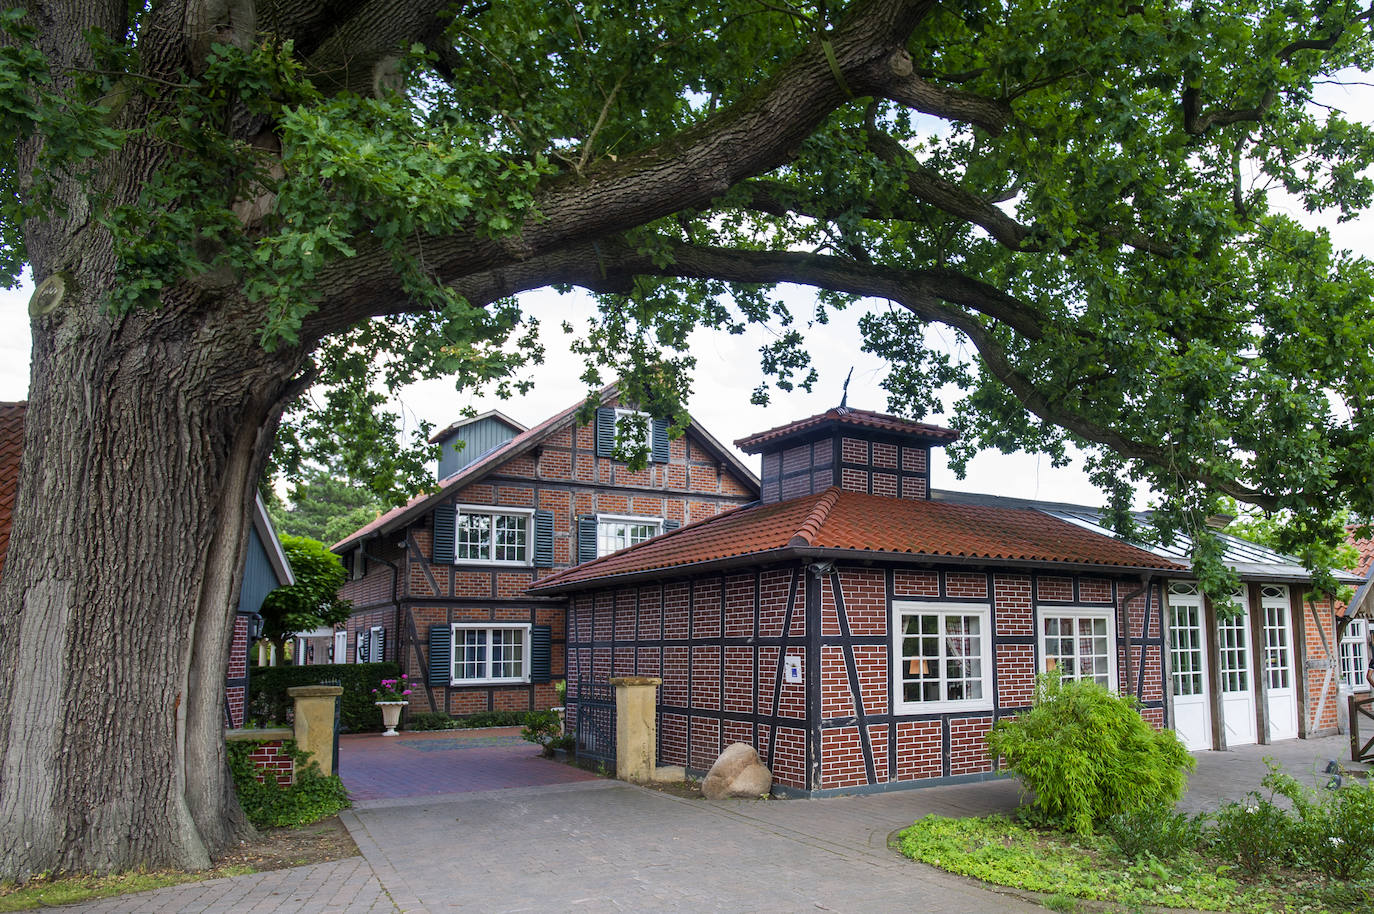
[651,419,670,463]
[595,407,615,457]
[577,515,599,563]
[428,625,452,686]
[532,509,554,567]
[530,625,552,684]
[663,518,681,531]
[432,503,456,564]
[374,628,385,663]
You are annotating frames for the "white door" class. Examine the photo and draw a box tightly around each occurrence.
[1218,587,1257,746]
[1261,585,1298,741]
[1168,583,1212,750]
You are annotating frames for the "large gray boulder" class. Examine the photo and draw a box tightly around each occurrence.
[702,742,773,799]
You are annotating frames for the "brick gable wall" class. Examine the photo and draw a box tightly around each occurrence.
[339,406,756,721]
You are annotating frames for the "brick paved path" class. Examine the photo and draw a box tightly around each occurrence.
[52,735,1368,913]
[55,858,394,913]
[338,727,598,803]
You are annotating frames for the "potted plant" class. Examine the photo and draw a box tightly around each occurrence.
[372,674,412,735]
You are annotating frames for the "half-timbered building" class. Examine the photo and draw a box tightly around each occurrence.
[531,407,1358,795]
[332,390,759,718]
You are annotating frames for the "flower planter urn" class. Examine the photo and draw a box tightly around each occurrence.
[375,700,407,736]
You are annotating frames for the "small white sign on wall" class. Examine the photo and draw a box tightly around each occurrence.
[784,655,803,684]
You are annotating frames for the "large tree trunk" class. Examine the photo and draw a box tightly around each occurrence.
[0,276,306,879]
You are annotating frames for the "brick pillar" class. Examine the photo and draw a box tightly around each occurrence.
[288,685,343,776]
[610,676,661,782]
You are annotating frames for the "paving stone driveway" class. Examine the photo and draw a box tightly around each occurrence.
[55,735,1368,913]
[338,727,598,803]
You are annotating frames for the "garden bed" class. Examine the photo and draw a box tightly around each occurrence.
[895,814,1371,913]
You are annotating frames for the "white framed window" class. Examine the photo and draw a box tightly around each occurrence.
[454,505,532,564]
[613,408,652,451]
[597,514,662,557]
[450,624,532,685]
[1341,618,1369,691]
[893,601,992,713]
[1040,607,1116,688]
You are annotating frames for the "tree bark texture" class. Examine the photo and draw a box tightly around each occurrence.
[0,276,306,878]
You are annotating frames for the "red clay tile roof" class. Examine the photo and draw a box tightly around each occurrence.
[530,487,1182,592]
[0,402,26,577]
[1338,525,1374,618]
[1350,527,1374,578]
[735,407,959,452]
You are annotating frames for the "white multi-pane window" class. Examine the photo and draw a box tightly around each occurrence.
[1168,583,1206,697]
[451,624,530,684]
[1341,618,1370,691]
[893,602,992,713]
[597,515,662,557]
[455,507,529,563]
[1041,610,1115,688]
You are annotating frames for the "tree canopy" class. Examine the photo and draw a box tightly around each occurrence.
[265,466,385,546]
[256,534,350,656]
[3,0,1374,878]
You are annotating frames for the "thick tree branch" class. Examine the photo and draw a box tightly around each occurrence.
[735,129,1176,258]
[868,55,1013,134]
[300,0,942,329]
[396,239,1275,510]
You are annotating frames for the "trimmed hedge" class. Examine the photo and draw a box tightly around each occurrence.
[247,662,400,732]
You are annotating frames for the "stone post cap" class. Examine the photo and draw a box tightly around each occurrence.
[287,685,344,698]
[609,676,662,687]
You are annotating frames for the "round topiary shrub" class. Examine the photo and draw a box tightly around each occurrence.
[987,673,1195,835]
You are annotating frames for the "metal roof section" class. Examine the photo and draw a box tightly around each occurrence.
[252,491,295,587]
[427,409,528,445]
[931,489,1364,585]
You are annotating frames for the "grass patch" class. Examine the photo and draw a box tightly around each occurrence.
[0,866,253,911]
[896,814,1372,913]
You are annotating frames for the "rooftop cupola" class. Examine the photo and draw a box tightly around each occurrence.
[735,407,958,504]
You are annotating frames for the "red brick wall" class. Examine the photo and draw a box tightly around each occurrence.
[243,740,294,787]
[567,561,1162,795]
[1302,591,1339,735]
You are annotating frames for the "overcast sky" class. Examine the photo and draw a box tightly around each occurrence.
[2,77,1370,509]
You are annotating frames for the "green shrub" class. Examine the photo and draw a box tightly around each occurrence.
[460,710,528,728]
[1105,805,1207,859]
[407,711,460,731]
[247,662,399,732]
[520,710,563,756]
[226,740,350,829]
[986,674,1195,835]
[1262,763,1374,879]
[1209,794,1296,875]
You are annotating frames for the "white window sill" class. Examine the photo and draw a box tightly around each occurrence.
[452,559,532,567]
[894,699,993,715]
[450,678,531,687]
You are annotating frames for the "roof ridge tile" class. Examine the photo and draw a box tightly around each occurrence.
[789,487,839,546]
